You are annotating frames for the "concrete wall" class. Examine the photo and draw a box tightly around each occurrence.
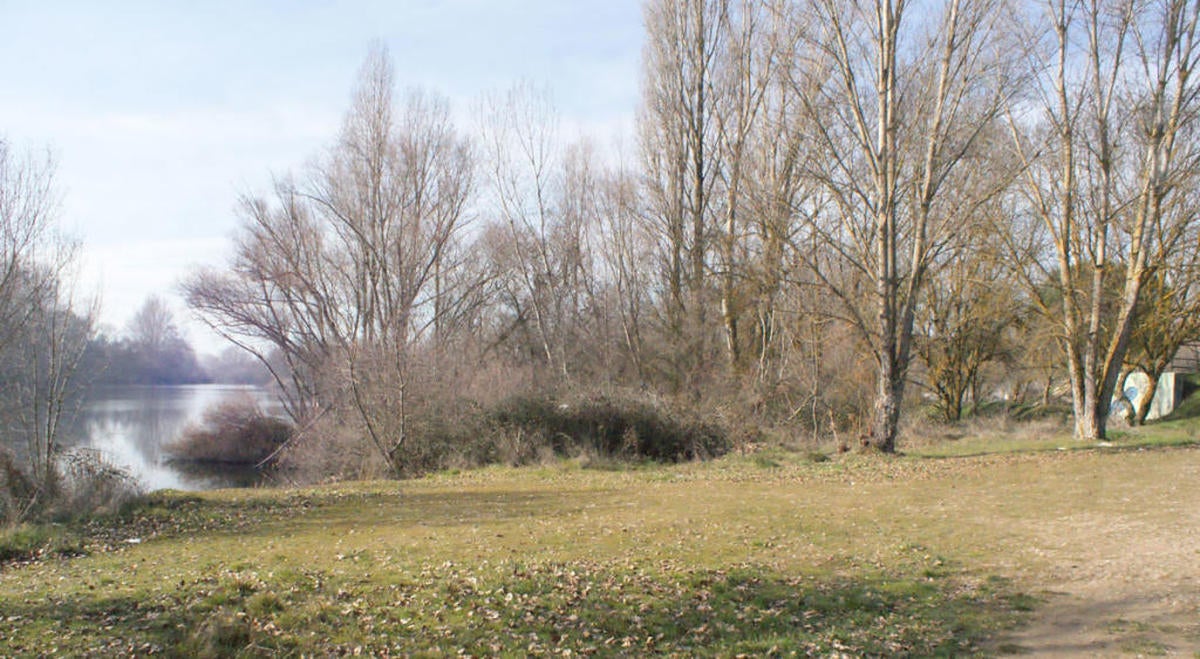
[1120,371,1180,421]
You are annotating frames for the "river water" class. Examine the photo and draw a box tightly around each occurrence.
[63,384,282,492]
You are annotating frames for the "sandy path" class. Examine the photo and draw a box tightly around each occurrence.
[997,455,1200,656]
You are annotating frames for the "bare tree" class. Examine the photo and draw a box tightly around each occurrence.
[16,265,95,491]
[1009,0,1200,440]
[184,181,344,422]
[315,50,473,473]
[791,0,1017,451]
[915,227,1025,421]
[640,0,727,395]
[0,140,95,511]
[126,294,179,352]
[0,141,58,352]
[479,85,611,382]
[596,161,656,385]
[1124,190,1200,424]
[184,47,474,475]
[712,0,788,371]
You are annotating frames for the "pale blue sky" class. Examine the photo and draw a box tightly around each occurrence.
[0,1,643,351]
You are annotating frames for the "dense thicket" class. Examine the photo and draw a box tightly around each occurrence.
[183,0,1200,479]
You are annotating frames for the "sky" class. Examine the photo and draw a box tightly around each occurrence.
[0,0,644,353]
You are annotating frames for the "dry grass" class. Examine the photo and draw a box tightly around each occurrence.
[1,432,1198,655]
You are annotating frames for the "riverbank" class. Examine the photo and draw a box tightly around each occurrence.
[64,384,282,491]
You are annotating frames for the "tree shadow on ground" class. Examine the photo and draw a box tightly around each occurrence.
[2,560,1034,656]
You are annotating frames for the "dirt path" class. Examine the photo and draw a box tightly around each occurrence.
[996,455,1200,656]
[1006,588,1199,657]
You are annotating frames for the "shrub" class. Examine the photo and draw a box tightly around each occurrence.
[4,446,139,525]
[51,448,142,520]
[166,397,293,467]
[272,391,730,482]
[0,448,36,525]
[274,412,386,484]
[396,397,491,474]
[484,393,730,464]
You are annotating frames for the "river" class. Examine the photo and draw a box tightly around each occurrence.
[63,384,282,492]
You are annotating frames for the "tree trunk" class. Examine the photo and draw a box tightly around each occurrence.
[1112,368,1135,426]
[721,175,739,373]
[870,361,903,452]
[1133,369,1163,426]
[1074,360,1108,441]
[948,389,964,423]
[1075,400,1107,442]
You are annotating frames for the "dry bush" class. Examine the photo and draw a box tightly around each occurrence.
[446,358,540,409]
[968,412,1071,443]
[51,448,142,520]
[273,413,388,484]
[900,400,1074,450]
[483,392,730,464]
[274,386,733,481]
[395,397,493,473]
[0,448,36,525]
[737,316,877,448]
[166,397,292,467]
[2,446,141,525]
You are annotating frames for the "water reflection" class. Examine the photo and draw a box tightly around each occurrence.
[64,385,281,491]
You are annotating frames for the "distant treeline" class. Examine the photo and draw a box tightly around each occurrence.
[80,296,269,387]
[82,333,207,385]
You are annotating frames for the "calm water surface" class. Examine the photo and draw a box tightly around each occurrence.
[64,384,281,491]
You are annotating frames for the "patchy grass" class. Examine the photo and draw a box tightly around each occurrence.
[907,417,1200,458]
[2,436,1199,655]
[0,555,1019,656]
[0,523,87,564]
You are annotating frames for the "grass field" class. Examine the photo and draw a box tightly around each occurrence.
[2,429,1199,656]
